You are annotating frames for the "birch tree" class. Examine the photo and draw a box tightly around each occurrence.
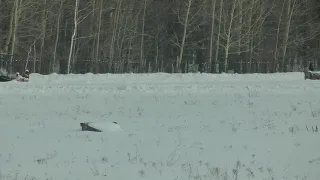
[139,0,147,72]
[94,0,103,73]
[38,0,47,73]
[208,0,217,73]
[176,0,192,72]
[237,0,243,73]
[273,0,285,72]
[222,0,236,73]
[9,0,22,73]
[67,0,79,74]
[52,0,64,73]
[280,0,297,72]
[108,0,122,73]
[214,0,223,73]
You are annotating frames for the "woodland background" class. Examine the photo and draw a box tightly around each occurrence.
[0,0,319,74]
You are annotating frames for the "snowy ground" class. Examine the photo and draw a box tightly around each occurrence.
[0,72,319,180]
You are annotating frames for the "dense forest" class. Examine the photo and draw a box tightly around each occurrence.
[0,0,319,74]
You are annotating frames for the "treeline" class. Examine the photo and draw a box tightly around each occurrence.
[0,0,319,74]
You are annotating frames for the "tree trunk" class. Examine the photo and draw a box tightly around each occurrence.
[90,0,96,73]
[52,0,63,73]
[208,0,216,73]
[67,0,79,74]
[109,0,121,73]
[280,0,296,72]
[95,0,103,73]
[155,26,160,72]
[177,0,192,73]
[223,0,236,73]
[4,2,15,55]
[33,44,36,73]
[245,0,253,73]
[237,0,243,73]
[214,0,223,73]
[39,0,47,73]
[9,0,20,73]
[139,0,147,73]
[273,0,285,73]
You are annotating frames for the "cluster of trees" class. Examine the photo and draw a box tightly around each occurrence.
[0,0,319,74]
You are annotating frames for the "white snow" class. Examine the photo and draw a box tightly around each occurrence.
[87,122,123,132]
[0,72,319,180]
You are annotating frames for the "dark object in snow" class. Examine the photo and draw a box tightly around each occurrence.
[0,75,12,82]
[80,122,120,132]
[0,69,29,82]
[80,121,121,132]
[304,70,320,80]
[0,69,14,82]
[304,64,320,80]
[309,62,314,71]
[80,122,102,132]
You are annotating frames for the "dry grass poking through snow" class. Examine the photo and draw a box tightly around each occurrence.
[0,73,319,180]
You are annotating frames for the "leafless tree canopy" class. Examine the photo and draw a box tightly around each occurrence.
[0,0,319,74]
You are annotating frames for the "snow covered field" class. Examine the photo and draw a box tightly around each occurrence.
[0,72,319,180]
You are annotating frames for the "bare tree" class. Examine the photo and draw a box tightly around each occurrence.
[208,0,217,73]
[273,0,285,72]
[52,0,64,73]
[67,0,79,74]
[177,0,192,72]
[280,0,297,72]
[237,0,243,73]
[214,0,223,73]
[94,0,103,73]
[9,0,22,73]
[108,0,122,73]
[38,0,47,73]
[222,0,236,73]
[139,0,147,72]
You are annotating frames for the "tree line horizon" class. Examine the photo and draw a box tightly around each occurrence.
[0,0,319,74]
